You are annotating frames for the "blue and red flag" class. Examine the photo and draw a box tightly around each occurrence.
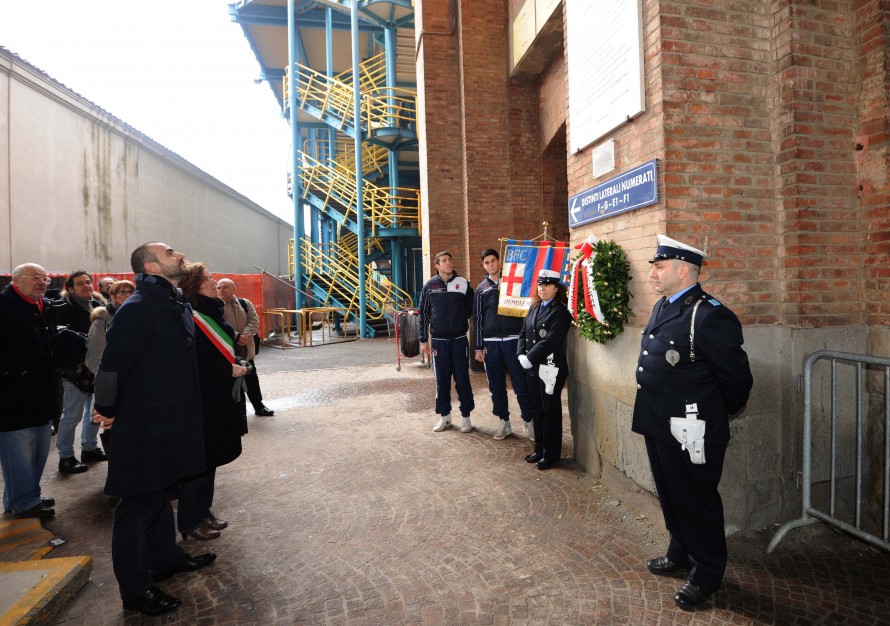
[498,240,572,317]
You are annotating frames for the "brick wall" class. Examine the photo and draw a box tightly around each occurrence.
[508,80,549,241]
[457,0,513,281]
[655,0,780,325]
[538,53,566,150]
[415,0,467,275]
[565,0,668,323]
[772,0,862,327]
[416,0,559,283]
[855,0,890,327]
[421,0,887,328]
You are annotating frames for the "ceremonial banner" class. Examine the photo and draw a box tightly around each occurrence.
[498,240,572,317]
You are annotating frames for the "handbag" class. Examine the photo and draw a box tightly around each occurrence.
[670,403,706,464]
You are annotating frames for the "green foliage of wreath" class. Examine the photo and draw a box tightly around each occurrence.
[574,240,634,344]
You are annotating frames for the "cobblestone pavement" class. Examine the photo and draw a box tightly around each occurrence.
[13,339,890,624]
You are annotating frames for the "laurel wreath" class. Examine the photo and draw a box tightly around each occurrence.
[574,240,634,344]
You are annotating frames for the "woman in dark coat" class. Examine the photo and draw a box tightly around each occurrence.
[177,262,248,540]
[517,269,573,471]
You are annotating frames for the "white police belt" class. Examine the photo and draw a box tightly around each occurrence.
[539,354,559,395]
[670,403,706,464]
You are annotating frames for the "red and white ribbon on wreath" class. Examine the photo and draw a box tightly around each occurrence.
[568,234,605,322]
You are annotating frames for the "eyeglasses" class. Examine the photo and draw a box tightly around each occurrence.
[21,276,51,284]
[116,290,135,295]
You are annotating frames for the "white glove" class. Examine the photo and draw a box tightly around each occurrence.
[518,354,532,370]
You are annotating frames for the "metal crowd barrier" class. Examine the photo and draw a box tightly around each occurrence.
[768,350,890,553]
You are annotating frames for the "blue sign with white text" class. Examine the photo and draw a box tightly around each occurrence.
[568,159,658,227]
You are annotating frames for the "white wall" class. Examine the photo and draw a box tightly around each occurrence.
[0,49,292,275]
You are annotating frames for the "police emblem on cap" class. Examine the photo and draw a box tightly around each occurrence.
[649,234,708,267]
[537,269,561,285]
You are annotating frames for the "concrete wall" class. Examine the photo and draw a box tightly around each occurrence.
[0,48,292,275]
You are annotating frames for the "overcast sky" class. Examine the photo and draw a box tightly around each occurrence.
[0,0,294,224]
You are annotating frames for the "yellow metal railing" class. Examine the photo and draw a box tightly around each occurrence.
[284,59,417,133]
[334,52,387,93]
[339,231,385,258]
[303,138,387,177]
[299,151,420,235]
[298,238,414,318]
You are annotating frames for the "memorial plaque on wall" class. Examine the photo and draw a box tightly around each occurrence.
[566,0,645,153]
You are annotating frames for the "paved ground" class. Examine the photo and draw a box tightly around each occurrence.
[7,338,890,625]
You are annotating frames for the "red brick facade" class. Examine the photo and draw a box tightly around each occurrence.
[416,0,889,325]
[414,0,889,527]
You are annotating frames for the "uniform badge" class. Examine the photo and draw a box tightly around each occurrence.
[665,349,680,366]
[538,328,547,338]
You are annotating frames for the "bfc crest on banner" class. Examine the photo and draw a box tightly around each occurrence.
[497,240,572,317]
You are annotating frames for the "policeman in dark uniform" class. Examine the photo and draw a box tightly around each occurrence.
[518,269,573,470]
[632,235,753,610]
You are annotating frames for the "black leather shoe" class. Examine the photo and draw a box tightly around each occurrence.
[41,497,55,508]
[525,453,543,463]
[674,581,713,609]
[536,459,559,470]
[646,556,690,577]
[254,405,274,416]
[13,504,55,519]
[152,552,217,582]
[58,457,87,474]
[80,448,107,462]
[122,586,182,616]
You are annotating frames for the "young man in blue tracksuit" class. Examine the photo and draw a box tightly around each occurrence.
[473,249,533,440]
[418,251,475,433]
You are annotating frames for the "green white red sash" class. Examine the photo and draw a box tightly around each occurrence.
[193,311,235,364]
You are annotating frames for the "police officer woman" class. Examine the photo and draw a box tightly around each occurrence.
[517,269,573,470]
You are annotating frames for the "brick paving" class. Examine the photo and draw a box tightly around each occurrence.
[10,339,889,625]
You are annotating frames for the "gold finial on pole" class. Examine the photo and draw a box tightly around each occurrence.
[543,221,549,239]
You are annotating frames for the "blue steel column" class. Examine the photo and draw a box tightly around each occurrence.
[288,0,304,309]
[384,25,403,293]
[308,129,320,245]
[351,3,367,336]
[320,9,334,258]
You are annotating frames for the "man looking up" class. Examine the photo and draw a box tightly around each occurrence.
[473,248,533,440]
[93,242,215,616]
[418,251,475,433]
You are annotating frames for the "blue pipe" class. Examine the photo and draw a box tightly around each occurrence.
[351,2,367,336]
[288,0,305,308]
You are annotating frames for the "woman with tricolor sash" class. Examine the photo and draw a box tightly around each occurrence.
[176,262,248,541]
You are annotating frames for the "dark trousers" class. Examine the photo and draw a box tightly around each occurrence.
[645,437,728,592]
[245,359,263,411]
[430,336,474,417]
[526,370,567,462]
[482,338,532,422]
[177,467,216,534]
[112,482,186,599]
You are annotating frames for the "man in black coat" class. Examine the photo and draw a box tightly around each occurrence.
[52,269,106,474]
[0,264,58,520]
[632,234,753,610]
[93,242,216,617]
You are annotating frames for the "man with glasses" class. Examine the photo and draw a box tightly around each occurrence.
[216,278,273,418]
[0,264,58,520]
[97,276,115,299]
[52,269,107,473]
